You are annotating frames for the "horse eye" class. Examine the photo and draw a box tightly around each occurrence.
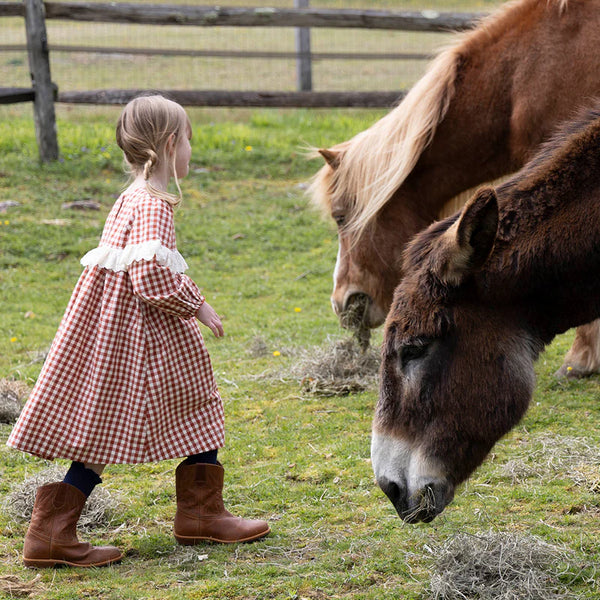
[333,213,346,227]
[400,343,429,369]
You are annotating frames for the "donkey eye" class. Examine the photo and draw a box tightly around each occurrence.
[400,342,429,369]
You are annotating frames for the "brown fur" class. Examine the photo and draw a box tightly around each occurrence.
[376,105,600,517]
[310,0,600,374]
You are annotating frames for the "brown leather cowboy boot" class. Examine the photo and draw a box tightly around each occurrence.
[174,462,270,544]
[23,482,123,568]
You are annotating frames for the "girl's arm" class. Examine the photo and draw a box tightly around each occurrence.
[128,257,205,320]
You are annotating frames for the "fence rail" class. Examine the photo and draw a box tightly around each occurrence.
[57,89,406,108]
[0,2,483,31]
[0,43,431,61]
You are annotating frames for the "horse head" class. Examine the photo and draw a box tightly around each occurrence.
[372,188,539,522]
[313,146,429,333]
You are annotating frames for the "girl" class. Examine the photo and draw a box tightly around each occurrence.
[7,95,269,569]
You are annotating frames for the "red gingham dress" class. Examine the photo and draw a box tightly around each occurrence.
[7,187,225,464]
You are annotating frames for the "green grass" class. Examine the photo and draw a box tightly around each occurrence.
[1,104,599,599]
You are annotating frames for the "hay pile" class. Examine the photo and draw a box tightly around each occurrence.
[289,337,380,396]
[498,434,600,491]
[4,465,121,530]
[428,531,577,600]
[0,378,29,423]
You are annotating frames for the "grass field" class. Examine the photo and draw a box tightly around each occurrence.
[1,101,600,599]
[1,1,600,597]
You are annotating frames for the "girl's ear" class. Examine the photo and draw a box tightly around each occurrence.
[166,133,176,155]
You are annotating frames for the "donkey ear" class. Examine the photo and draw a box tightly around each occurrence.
[318,148,342,169]
[440,187,498,285]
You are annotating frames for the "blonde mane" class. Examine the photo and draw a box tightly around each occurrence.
[309,0,569,234]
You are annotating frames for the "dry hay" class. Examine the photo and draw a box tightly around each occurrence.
[289,337,380,396]
[246,335,270,358]
[427,531,578,600]
[0,378,29,423]
[0,574,43,598]
[498,434,600,491]
[3,464,121,531]
[338,294,372,350]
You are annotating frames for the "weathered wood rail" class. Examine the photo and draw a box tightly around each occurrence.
[57,89,407,108]
[0,3,483,31]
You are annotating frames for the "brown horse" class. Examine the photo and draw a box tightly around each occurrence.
[310,0,600,376]
[372,103,600,523]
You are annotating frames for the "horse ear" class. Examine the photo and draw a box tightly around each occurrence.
[439,187,498,285]
[318,148,342,169]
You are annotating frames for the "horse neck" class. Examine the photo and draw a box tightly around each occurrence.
[401,0,600,219]
[479,118,600,340]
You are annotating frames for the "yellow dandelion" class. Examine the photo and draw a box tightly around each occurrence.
[567,366,573,372]
[273,351,281,357]
[245,146,253,152]
[4,220,9,225]
[294,307,302,313]
[10,337,17,343]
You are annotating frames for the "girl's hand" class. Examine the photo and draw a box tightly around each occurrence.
[196,301,224,338]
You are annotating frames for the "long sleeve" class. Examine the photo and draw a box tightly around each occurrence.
[129,258,204,319]
[125,194,204,320]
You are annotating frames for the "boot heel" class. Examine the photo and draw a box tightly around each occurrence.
[174,533,199,546]
[23,557,59,568]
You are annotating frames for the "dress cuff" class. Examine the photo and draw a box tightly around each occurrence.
[81,240,189,274]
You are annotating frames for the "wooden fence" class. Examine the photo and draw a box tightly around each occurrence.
[0,1,484,161]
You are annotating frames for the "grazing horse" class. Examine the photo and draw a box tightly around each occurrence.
[371,104,600,523]
[310,0,600,375]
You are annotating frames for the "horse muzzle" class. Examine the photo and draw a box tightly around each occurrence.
[333,292,386,329]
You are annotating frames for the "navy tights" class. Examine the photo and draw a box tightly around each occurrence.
[63,450,218,497]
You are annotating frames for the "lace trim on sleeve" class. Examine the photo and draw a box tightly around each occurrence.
[80,240,189,273]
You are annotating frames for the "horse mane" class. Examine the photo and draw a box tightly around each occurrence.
[309,0,570,234]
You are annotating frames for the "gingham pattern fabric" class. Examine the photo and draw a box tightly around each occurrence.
[7,187,224,464]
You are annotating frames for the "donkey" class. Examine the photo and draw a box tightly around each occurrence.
[371,104,600,523]
[310,0,600,376]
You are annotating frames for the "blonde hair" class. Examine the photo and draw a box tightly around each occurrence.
[116,95,191,206]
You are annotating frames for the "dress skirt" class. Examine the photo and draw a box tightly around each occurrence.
[7,187,225,464]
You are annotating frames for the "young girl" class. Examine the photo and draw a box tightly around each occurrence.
[7,95,269,569]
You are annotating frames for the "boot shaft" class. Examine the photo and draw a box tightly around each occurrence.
[174,462,270,544]
[175,462,226,515]
[29,482,87,542]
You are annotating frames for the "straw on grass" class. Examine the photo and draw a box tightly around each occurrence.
[289,337,380,396]
[3,465,121,530]
[0,378,29,423]
[498,434,600,492]
[0,574,43,598]
[428,531,578,600]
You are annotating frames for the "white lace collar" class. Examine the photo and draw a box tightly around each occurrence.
[80,240,189,274]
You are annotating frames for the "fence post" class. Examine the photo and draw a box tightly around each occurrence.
[24,0,59,162]
[295,0,312,91]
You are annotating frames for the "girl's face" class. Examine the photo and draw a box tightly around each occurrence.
[172,126,192,179]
